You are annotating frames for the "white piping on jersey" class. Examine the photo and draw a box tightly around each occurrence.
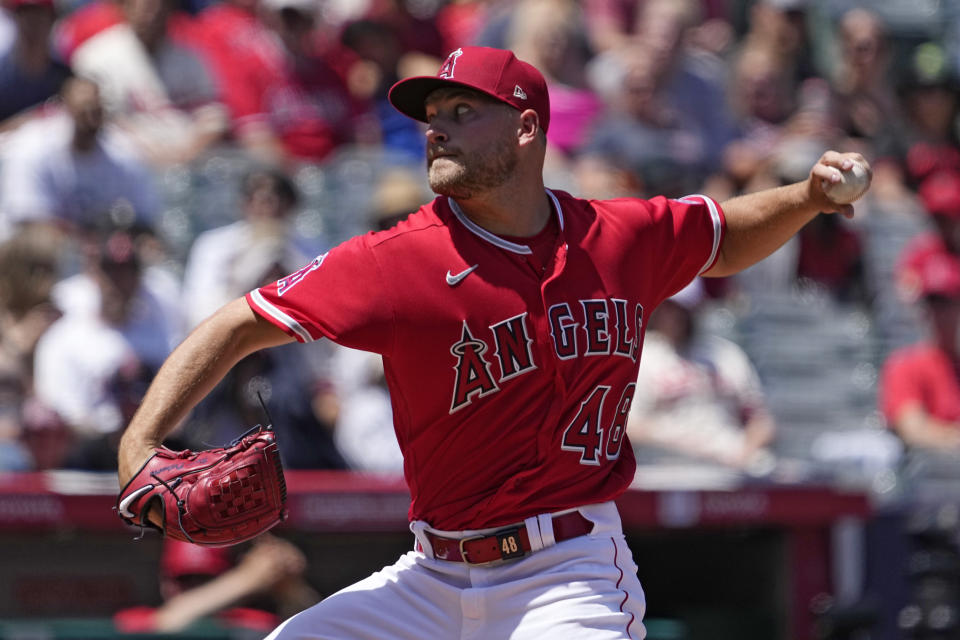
[677,194,723,275]
[249,289,314,343]
[447,189,565,255]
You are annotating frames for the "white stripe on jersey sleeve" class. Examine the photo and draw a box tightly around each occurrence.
[249,289,314,343]
[677,194,723,275]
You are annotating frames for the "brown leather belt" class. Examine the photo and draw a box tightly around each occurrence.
[424,511,594,564]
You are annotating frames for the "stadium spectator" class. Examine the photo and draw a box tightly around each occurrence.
[771,135,869,305]
[737,0,817,85]
[329,167,431,473]
[432,0,496,53]
[185,0,383,165]
[212,0,372,164]
[181,167,308,328]
[827,8,901,148]
[0,228,64,471]
[724,135,866,301]
[333,349,401,473]
[796,212,865,303]
[366,164,431,232]
[579,0,639,54]
[0,226,61,390]
[0,76,160,237]
[53,0,124,62]
[188,335,348,469]
[720,43,798,192]
[880,250,960,452]
[896,42,960,187]
[50,232,184,372]
[570,152,643,200]
[339,16,435,161]
[360,0,445,59]
[587,0,736,182]
[184,0,292,163]
[628,279,776,470]
[53,0,203,63]
[583,40,708,198]
[33,230,174,468]
[18,396,73,470]
[183,216,346,469]
[0,0,70,130]
[114,536,318,633]
[503,0,602,159]
[69,0,228,165]
[580,0,732,59]
[897,170,960,302]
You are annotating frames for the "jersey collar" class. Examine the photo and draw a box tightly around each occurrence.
[447,189,564,255]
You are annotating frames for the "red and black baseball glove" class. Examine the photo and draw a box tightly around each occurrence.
[116,424,287,547]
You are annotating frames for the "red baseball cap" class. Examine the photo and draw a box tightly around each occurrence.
[388,46,551,133]
[918,253,960,298]
[919,170,960,219]
[160,539,232,578]
[900,244,960,299]
[896,236,960,300]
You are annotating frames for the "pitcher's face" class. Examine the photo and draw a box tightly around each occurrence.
[424,88,519,199]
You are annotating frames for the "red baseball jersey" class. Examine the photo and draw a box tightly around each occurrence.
[881,344,960,424]
[247,189,724,530]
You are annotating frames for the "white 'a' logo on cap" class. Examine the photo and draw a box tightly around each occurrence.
[439,48,463,79]
[513,85,527,100]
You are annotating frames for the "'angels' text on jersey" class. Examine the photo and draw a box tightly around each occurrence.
[450,297,644,413]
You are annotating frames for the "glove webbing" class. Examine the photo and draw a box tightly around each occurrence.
[150,469,202,545]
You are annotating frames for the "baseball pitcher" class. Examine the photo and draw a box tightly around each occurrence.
[118,46,870,639]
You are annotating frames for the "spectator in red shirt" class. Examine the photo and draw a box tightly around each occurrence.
[186,0,371,165]
[796,212,864,302]
[68,0,229,166]
[897,169,960,302]
[896,42,960,187]
[338,16,437,162]
[185,0,287,161]
[880,250,960,451]
[114,536,318,634]
[53,0,201,63]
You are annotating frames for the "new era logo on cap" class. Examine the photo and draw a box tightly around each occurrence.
[388,46,551,133]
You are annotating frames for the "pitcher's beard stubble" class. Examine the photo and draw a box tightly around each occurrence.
[427,136,518,199]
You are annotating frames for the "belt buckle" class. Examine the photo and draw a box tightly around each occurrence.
[495,527,525,560]
[458,534,489,565]
[457,527,526,564]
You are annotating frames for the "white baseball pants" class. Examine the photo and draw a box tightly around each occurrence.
[265,501,646,639]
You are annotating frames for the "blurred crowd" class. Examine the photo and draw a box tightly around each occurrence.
[1,0,960,482]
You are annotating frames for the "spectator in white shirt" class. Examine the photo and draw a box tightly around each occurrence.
[629,279,776,471]
[70,0,228,165]
[0,76,160,238]
[33,230,172,459]
[181,168,308,328]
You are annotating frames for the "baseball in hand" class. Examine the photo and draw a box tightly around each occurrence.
[821,160,870,204]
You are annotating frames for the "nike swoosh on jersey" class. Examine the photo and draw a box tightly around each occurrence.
[446,264,479,286]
